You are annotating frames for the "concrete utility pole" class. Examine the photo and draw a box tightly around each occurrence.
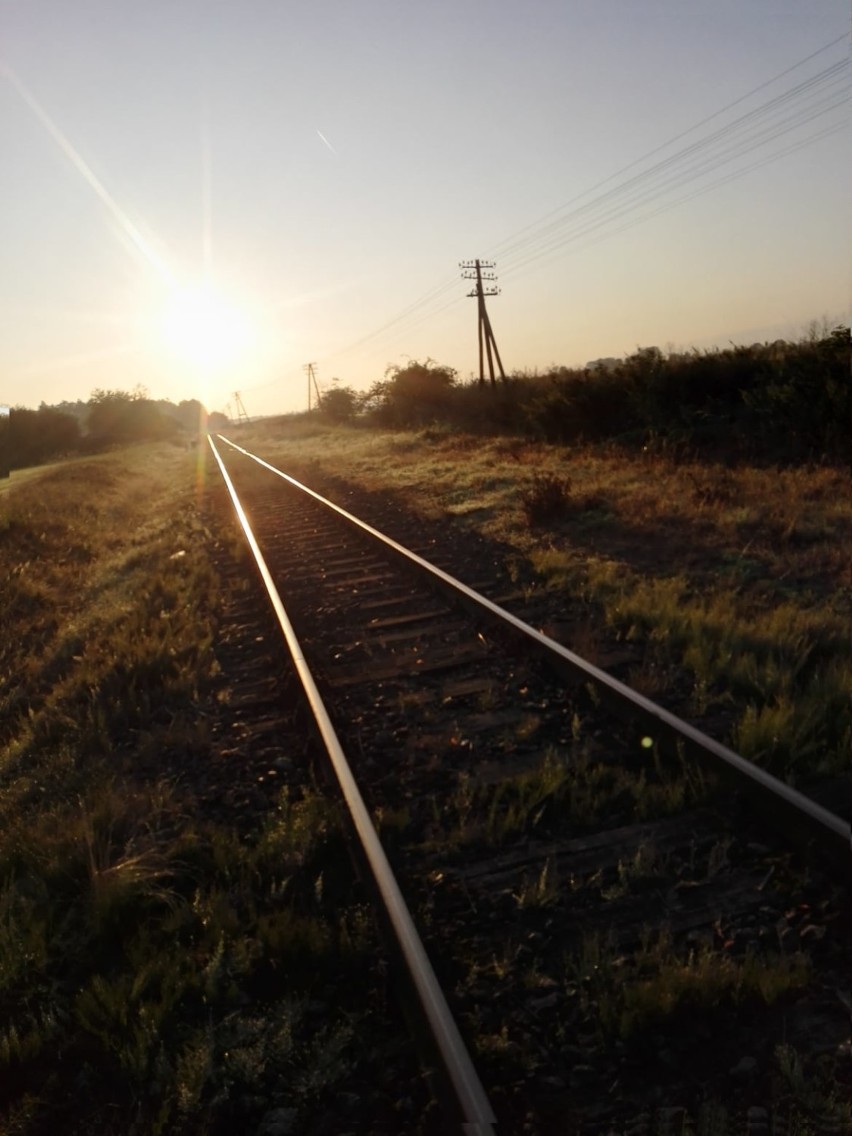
[303,363,321,410]
[460,259,506,386]
[232,392,250,425]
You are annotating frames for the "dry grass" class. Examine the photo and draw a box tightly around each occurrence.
[0,442,393,1134]
[238,419,852,780]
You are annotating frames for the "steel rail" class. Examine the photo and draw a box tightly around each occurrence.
[216,435,851,859]
[208,435,497,1136]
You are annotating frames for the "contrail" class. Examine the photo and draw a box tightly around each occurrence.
[2,65,174,283]
[316,128,337,155]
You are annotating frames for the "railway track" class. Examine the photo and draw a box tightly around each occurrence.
[206,434,851,1134]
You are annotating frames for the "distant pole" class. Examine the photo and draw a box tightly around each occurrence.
[303,362,321,410]
[232,391,249,424]
[0,406,9,478]
[460,260,505,385]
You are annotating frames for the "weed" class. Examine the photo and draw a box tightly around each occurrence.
[430,741,701,853]
[562,929,810,1044]
[773,1043,852,1131]
[513,860,559,908]
[521,471,573,525]
[601,840,664,900]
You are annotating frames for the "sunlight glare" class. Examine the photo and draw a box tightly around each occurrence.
[160,281,254,372]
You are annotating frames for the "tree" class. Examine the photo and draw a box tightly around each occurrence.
[87,388,175,443]
[370,359,457,425]
[7,406,80,470]
[319,385,359,423]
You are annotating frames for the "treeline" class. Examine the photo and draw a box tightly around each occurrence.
[321,326,851,463]
[3,389,229,472]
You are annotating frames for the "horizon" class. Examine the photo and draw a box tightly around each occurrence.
[2,2,848,417]
[8,319,846,420]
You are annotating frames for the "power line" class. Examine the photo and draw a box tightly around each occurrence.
[495,60,848,272]
[317,34,847,374]
[499,79,848,280]
[488,33,848,262]
[327,275,460,360]
[503,120,847,289]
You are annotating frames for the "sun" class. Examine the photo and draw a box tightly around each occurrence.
[160,280,254,372]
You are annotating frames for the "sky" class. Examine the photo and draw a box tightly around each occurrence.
[1,1,848,418]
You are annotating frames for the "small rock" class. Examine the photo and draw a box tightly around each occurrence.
[730,1055,758,1077]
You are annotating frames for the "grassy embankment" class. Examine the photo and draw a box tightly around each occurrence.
[3,422,850,1133]
[229,419,852,1127]
[235,418,852,787]
[0,444,408,1135]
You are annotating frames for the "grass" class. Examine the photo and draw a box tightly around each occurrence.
[235,419,852,782]
[0,442,408,1134]
[5,425,849,1131]
[425,743,701,853]
[466,918,835,1132]
[232,418,851,1127]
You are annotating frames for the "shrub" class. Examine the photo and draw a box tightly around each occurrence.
[319,385,359,423]
[7,406,81,470]
[521,472,572,525]
[367,359,456,426]
[87,388,178,444]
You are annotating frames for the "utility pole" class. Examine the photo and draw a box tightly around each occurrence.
[303,363,321,410]
[0,406,9,479]
[460,259,506,386]
[232,391,249,425]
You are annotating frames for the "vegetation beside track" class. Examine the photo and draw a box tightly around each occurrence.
[226,421,852,1130]
[324,325,851,463]
[0,443,417,1135]
[231,418,852,788]
[3,414,850,1132]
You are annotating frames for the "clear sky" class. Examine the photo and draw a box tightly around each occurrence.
[1,1,848,418]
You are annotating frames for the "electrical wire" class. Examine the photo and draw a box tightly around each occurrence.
[319,34,848,373]
[504,120,847,289]
[500,82,849,279]
[488,34,848,261]
[495,60,848,270]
